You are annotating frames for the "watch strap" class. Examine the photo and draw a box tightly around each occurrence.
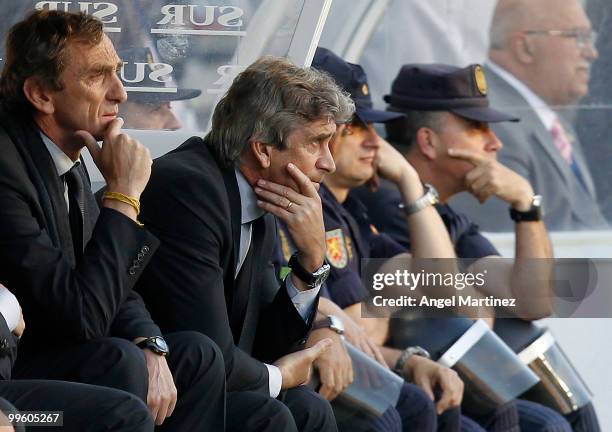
[312,316,333,332]
[400,184,439,216]
[509,195,543,222]
[394,346,431,377]
[288,253,316,286]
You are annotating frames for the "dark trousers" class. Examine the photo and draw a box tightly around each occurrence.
[0,380,153,431]
[14,332,225,431]
[226,385,337,432]
[390,383,493,432]
[467,401,520,432]
[515,400,573,432]
[393,382,437,432]
[565,402,601,432]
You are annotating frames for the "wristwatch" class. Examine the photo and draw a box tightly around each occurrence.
[288,253,330,289]
[399,184,439,216]
[509,195,543,222]
[136,336,170,357]
[394,346,431,377]
[312,315,345,336]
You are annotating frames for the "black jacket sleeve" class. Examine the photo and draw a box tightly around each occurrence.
[0,315,18,381]
[0,174,160,345]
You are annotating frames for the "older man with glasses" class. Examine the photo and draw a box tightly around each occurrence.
[450,0,607,233]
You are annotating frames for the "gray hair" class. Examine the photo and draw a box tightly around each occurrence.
[489,0,534,50]
[205,56,355,167]
[384,108,447,151]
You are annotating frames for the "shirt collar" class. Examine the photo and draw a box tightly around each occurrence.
[487,62,557,131]
[235,167,265,225]
[40,132,80,177]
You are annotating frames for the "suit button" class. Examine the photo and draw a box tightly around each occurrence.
[0,339,8,349]
[298,338,307,345]
[137,252,144,260]
[128,267,136,275]
[142,246,150,254]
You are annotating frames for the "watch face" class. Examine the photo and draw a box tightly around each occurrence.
[151,337,169,354]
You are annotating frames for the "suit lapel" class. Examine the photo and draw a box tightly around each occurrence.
[0,113,76,266]
[485,66,575,192]
[562,121,597,198]
[221,167,241,282]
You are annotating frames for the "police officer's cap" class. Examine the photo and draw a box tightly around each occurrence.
[384,64,518,123]
[119,47,201,103]
[312,47,404,124]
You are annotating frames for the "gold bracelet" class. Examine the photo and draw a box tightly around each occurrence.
[103,191,142,222]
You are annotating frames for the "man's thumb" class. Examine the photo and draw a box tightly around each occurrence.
[307,338,333,360]
[75,130,101,161]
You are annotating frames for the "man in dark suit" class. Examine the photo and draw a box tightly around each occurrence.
[0,10,225,430]
[136,56,355,432]
[0,283,153,432]
[450,0,607,232]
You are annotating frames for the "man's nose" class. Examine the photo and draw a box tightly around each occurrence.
[366,124,381,149]
[318,144,336,174]
[487,129,503,152]
[162,109,182,130]
[583,40,599,62]
[109,72,128,103]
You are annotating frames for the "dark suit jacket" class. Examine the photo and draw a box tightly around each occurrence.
[0,315,18,381]
[0,106,161,353]
[450,65,608,232]
[137,136,316,394]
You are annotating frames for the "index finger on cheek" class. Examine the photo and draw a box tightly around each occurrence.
[287,163,316,196]
[448,148,483,166]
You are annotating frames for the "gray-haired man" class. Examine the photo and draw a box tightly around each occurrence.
[136,56,355,432]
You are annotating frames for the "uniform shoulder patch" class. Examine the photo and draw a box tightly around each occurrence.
[325,228,348,269]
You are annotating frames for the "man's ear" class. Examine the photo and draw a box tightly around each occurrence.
[514,35,535,64]
[23,77,55,114]
[249,140,272,169]
[415,127,438,160]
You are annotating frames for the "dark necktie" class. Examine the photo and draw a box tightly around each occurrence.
[65,163,99,260]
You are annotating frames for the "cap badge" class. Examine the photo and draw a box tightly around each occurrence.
[362,84,369,96]
[474,65,488,95]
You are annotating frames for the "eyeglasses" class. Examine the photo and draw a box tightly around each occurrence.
[522,29,597,49]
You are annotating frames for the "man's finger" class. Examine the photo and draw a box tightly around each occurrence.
[286,163,317,197]
[104,116,124,140]
[464,165,488,186]
[256,200,292,221]
[75,130,101,163]
[371,344,388,367]
[318,368,335,400]
[448,148,485,166]
[147,397,160,426]
[254,187,293,210]
[156,400,169,426]
[414,375,435,401]
[256,179,306,205]
[435,386,454,415]
[167,390,177,418]
[305,338,333,362]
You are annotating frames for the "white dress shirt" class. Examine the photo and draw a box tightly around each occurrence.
[40,132,80,210]
[0,286,20,333]
[235,169,321,397]
[487,62,557,131]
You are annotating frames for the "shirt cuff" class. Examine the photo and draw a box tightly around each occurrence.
[265,363,283,398]
[286,276,321,322]
[0,286,20,332]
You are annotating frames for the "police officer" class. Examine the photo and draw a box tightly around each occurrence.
[354,64,596,431]
[275,47,506,432]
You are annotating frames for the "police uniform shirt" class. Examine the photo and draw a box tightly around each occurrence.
[274,184,405,309]
[352,180,500,259]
